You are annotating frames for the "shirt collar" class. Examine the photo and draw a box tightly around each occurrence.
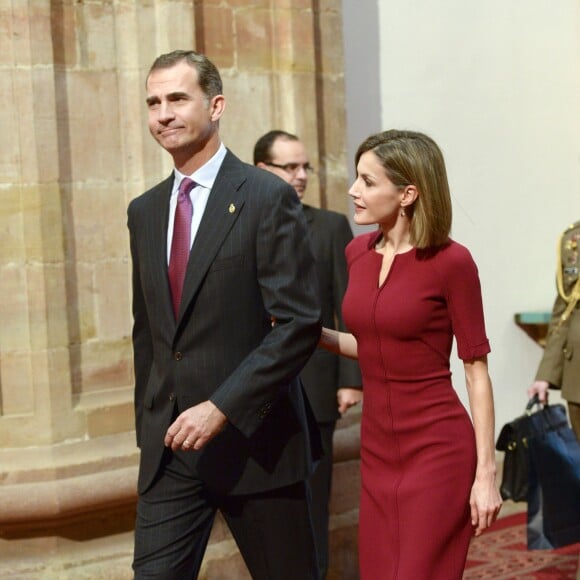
[173,143,227,192]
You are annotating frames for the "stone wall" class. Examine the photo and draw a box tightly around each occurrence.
[0,0,359,576]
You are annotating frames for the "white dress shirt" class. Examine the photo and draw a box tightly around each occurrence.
[166,143,228,264]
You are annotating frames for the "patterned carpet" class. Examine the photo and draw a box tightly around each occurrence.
[464,512,580,579]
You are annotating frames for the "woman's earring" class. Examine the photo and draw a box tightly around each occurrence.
[400,207,406,217]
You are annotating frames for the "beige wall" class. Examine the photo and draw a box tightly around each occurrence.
[375,0,580,431]
[0,0,350,529]
[342,0,580,432]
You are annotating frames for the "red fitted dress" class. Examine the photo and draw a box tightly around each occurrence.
[343,232,490,580]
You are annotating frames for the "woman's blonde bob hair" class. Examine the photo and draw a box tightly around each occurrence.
[355,130,452,249]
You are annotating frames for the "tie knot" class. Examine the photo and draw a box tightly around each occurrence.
[178,178,196,199]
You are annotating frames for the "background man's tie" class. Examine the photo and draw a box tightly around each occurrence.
[168,178,195,318]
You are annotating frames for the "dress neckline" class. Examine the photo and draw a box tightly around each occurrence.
[372,246,416,258]
[367,230,415,258]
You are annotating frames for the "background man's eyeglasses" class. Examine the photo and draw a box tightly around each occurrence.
[265,162,315,175]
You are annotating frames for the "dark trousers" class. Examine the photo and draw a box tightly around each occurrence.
[309,421,336,580]
[133,449,319,579]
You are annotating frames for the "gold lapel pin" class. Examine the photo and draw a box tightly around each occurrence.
[229,203,236,214]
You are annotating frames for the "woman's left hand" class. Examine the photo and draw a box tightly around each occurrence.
[469,472,502,536]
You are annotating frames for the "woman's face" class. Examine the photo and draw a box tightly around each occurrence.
[349,150,404,226]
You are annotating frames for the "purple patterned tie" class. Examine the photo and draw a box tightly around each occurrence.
[168,178,195,318]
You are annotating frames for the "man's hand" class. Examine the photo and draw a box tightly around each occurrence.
[527,380,550,404]
[164,400,228,452]
[337,387,363,415]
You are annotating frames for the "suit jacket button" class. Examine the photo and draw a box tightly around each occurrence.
[169,393,175,401]
[174,352,182,361]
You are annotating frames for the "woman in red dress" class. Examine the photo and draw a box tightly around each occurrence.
[320,130,502,579]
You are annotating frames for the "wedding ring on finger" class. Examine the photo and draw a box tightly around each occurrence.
[182,439,192,448]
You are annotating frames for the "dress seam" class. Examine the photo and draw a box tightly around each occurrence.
[374,283,402,579]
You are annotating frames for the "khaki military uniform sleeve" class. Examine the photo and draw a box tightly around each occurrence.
[535,293,567,387]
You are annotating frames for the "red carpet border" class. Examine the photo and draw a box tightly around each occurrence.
[464,512,579,579]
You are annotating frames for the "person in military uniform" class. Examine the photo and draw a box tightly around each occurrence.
[528,220,580,438]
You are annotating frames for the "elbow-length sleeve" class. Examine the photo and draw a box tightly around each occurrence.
[442,243,491,361]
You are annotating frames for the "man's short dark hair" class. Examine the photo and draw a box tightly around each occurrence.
[147,49,223,100]
[253,130,299,165]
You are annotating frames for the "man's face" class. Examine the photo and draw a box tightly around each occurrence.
[259,138,311,200]
[145,61,224,160]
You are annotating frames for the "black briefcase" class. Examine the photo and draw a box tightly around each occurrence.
[496,397,538,502]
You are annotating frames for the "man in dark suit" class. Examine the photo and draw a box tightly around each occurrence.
[128,51,322,579]
[254,131,362,579]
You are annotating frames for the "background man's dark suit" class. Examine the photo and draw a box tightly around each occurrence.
[300,204,362,577]
[254,130,362,578]
[128,150,322,577]
[300,204,362,421]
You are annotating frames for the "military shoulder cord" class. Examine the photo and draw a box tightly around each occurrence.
[555,230,580,330]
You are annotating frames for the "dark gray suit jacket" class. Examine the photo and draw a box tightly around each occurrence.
[300,205,362,422]
[128,151,322,495]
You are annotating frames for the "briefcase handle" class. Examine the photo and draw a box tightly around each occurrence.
[525,394,540,414]
[525,394,569,433]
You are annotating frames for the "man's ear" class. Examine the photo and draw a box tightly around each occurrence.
[209,95,226,122]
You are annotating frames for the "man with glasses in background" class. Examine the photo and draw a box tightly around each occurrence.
[254,130,362,579]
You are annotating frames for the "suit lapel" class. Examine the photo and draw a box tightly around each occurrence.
[147,175,176,325]
[175,151,247,326]
[301,204,319,253]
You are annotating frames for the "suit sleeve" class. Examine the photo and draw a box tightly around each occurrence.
[332,215,362,389]
[128,201,153,446]
[210,182,322,437]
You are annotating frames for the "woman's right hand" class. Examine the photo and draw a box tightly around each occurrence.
[527,380,550,404]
